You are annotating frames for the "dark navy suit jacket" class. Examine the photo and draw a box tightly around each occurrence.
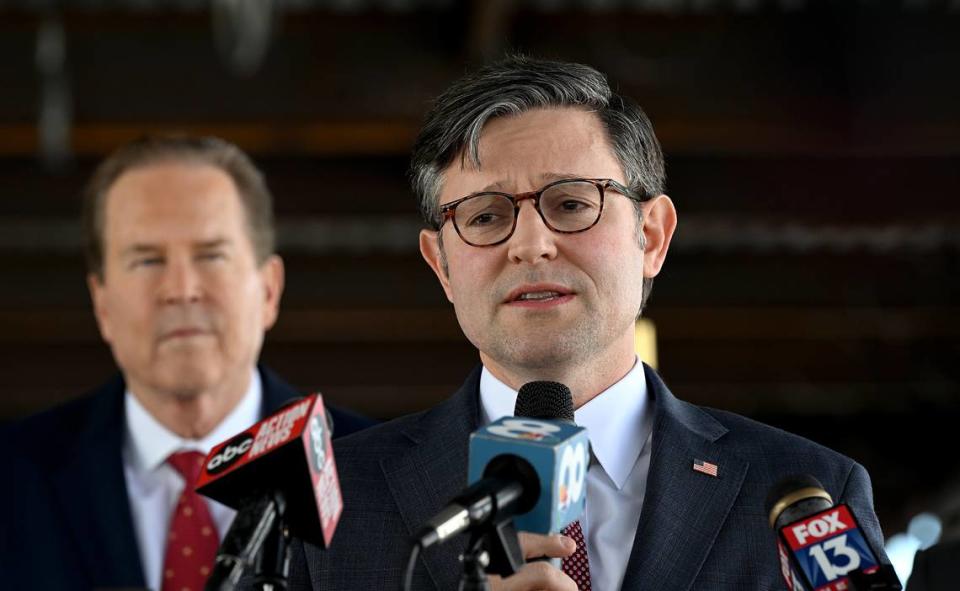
[0,365,374,590]
[291,364,888,590]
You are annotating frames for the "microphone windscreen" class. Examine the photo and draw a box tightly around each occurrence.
[764,474,826,518]
[766,474,837,532]
[515,381,574,422]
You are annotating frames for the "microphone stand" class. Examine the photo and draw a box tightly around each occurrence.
[459,537,490,591]
[206,491,290,591]
[458,520,524,591]
[252,495,292,591]
[847,564,903,591]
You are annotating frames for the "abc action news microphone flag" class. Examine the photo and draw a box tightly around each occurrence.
[196,394,342,549]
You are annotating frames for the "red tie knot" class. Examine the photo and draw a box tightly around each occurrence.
[167,450,206,486]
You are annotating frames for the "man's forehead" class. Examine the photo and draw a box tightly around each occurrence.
[439,109,622,200]
[106,161,235,201]
[101,163,248,245]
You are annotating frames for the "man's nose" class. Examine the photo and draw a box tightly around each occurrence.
[159,257,202,303]
[507,200,558,264]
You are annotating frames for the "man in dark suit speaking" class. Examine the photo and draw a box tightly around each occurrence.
[290,56,888,590]
[0,136,373,590]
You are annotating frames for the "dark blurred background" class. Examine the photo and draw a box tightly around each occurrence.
[1,0,958,578]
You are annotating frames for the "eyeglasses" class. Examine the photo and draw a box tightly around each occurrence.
[437,178,649,247]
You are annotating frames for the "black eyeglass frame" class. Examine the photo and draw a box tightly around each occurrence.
[436,177,650,247]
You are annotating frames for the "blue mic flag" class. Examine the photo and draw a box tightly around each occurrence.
[468,416,589,534]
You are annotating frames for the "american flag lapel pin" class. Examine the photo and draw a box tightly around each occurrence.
[692,459,719,477]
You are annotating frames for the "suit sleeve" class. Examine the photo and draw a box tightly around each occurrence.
[838,461,890,564]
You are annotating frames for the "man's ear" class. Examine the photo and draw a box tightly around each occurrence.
[87,273,113,343]
[641,194,677,279]
[259,255,285,330]
[419,229,453,303]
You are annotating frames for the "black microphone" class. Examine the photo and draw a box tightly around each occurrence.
[196,394,342,590]
[514,381,575,422]
[766,475,901,591]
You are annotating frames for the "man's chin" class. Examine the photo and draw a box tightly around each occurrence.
[152,365,222,400]
[484,337,584,372]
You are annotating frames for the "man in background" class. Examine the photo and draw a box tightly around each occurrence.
[289,56,888,590]
[0,136,373,590]
[907,538,960,591]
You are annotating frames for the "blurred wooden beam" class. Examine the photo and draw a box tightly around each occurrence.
[3,118,960,159]
[0,121,417,158]
[2,306,958,344]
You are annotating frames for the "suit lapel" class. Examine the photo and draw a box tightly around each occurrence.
[258,364,301,414]
[381,367,482,590]
[49,377,145,587]
[620,366,749,591]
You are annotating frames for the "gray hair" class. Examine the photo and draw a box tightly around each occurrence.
[409,54,666,309]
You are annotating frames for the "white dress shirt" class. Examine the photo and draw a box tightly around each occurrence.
[122,369,262,591]
[479,358,654,590]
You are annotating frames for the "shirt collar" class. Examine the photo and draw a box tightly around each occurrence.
[124,368,263,472]
[479,358,651,490]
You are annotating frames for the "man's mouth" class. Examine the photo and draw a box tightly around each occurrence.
[160,327,209,341]
[505,284,574,304]
[516,291,565,301]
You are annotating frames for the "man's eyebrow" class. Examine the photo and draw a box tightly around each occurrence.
[120,244,161,257]
[194,238,231,249]
[541,171,582,182]
[119,239,232,257]
[479,172,582,193]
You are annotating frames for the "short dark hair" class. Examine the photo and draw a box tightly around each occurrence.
[409,54,666,309]
[82,135,276,279]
